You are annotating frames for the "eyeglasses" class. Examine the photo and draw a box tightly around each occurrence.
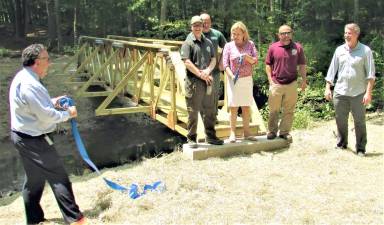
[279,32,292,36]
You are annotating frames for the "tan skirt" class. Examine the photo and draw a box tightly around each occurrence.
[227,75,254,107]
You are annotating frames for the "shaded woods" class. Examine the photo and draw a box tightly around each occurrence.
[1,0,383,121]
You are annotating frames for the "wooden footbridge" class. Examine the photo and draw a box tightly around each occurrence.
[62,35,288,160]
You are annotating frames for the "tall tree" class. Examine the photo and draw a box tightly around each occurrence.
[71,0,80,46]
[54,0,62,52]
[353,0,359,22]
[14,0,25,38]
[160,0,167,25]
[46,0,56,45]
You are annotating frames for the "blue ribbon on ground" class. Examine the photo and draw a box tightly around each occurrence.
[58,97,165,199]
[233,55,244,85]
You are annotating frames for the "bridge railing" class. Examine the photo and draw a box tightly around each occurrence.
[63,35,266,139]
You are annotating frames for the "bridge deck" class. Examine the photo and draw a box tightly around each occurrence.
[62,35,284,159]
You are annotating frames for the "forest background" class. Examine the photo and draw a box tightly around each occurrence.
[0,0,383,127]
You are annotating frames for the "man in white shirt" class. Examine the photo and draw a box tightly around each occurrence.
[324,23,376,156]
[9,44,87,225]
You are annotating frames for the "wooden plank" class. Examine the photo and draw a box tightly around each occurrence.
[79,36,179,51]
[77,49,119,96]
[95,106,151,116]
[107,35,183,47]
[65,81,105,86]
[62,43,88,73]
[80,91,112,97]
[183,136,289,160]
[68,46,100,82]
[95,51,149,113]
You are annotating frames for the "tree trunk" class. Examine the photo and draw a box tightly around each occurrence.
[24,0,31,33]
[160,0,167,25]
[127,10,133,36]
[54,0,62,52]
[353,0,359,23]
[180,0,186,19]
[46,0,56,48]
[255,0,261,56]
[14,0,25,39]
[2,0,14,24]
[73,1,79,46]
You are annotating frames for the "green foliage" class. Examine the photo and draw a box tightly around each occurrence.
[370,76,384,111]
[62,45,77,55]
[137,20,189,40]
[292,108,312,129]
[0,48,9,57]
[1,0,382,118]
[296,29,335,73]
[253,43,270,96]
[363,32,384,111]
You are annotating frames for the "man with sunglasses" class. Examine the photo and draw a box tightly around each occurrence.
[265,25,307,142]
[181,16,224,148]
[9,44,87,225]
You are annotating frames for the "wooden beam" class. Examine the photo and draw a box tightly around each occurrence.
[95,106,151,116]
[62,43,88,73]
[80,91,112,97]
[79,36,179,51]
[68,46,100,82]
[77,49,119,96]
[95,51,149,114]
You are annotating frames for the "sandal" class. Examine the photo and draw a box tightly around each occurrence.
[244,136,258,141]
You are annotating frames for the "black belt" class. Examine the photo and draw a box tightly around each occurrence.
[12,130,53,139]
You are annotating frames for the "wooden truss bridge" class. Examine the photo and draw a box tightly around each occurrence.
[62,35,288,160]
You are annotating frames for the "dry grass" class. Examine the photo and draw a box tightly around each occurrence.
[0,115,383,225]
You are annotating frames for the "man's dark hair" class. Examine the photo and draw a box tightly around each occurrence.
[22,44,46,66]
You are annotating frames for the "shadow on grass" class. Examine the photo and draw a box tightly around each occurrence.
[339,147,383,158]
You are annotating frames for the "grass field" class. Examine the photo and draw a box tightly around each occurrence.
[0,114,382,225]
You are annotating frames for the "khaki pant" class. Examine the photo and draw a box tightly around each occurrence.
[268,81,298,135]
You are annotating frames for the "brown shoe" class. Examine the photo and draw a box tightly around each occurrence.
[279,133,292,143]
[70,217,88,225]
[267,132,276,140]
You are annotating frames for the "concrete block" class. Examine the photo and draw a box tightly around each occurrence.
[183,136,289,160]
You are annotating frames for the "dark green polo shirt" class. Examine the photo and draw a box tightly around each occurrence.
[203,28,227,74]
[203,28,226,53]
[181,33,215,78]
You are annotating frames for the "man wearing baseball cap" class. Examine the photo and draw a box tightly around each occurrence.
[180,16,224,148]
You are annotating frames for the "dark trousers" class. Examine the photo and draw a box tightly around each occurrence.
[212,70,221,116]
[333,92,367,152]
[10,131,83,224]
[185,78,217,141]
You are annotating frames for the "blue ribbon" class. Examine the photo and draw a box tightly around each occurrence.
[233,55,244,85]
[58,97,165,199]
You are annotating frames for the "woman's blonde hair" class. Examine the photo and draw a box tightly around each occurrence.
[231,21,250,42]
